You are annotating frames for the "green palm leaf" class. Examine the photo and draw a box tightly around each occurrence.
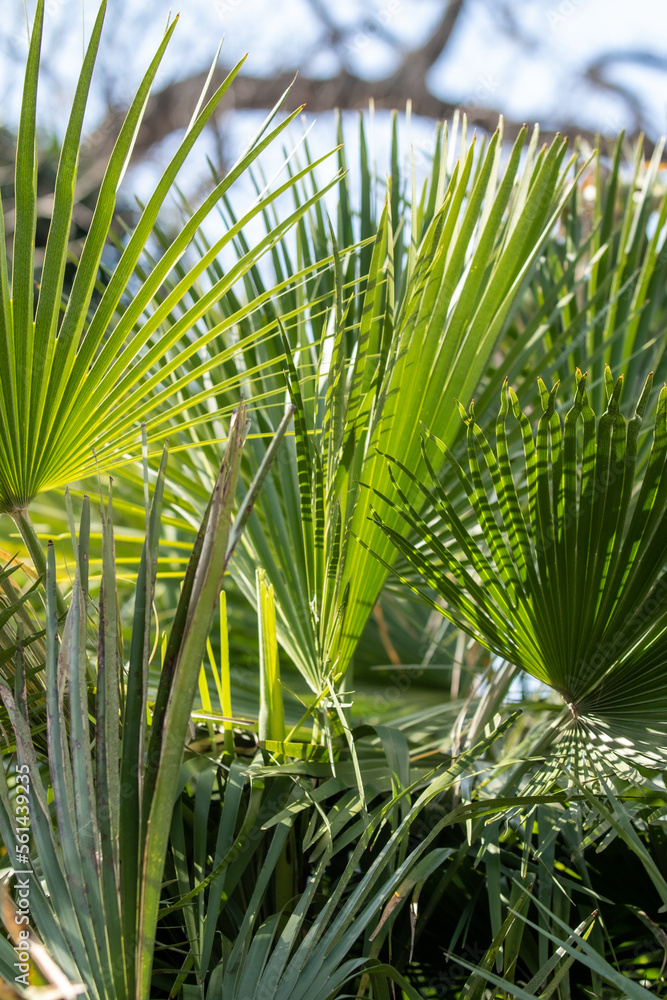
[0,0,339,568]
[370,367,667,768]
[84,114,577,705]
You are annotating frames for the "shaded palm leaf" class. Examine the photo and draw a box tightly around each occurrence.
[0,401,293,1000]
[369,367,667,768]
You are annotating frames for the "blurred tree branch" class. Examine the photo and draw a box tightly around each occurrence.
[74,0,665,187]
[78,0,604,180]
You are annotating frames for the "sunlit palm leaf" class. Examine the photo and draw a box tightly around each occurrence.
[0,0,339,558]
[210,117,578,696]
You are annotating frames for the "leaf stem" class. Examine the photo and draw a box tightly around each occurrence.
[10,507,68,617]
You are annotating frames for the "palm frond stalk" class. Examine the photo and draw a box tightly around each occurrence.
[369,366,667,769]
[0,559,47,745]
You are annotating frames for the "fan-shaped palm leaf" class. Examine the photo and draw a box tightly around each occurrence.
[472,133,667,426]
[369,366,667,769]
[152,118,578,698]
[0,0,339,577]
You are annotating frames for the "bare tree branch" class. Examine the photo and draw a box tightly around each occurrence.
[584,50,667,134]
[76,0,664,187]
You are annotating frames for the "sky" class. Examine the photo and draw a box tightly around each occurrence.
[1,0,665,139]
[439,0,666,135]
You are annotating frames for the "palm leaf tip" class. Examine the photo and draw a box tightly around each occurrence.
[372,367,667,769]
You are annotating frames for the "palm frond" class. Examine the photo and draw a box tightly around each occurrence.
[370,366,667,770]
[0,0,339,526]
[0,401,292,1000]
[153,116,577,700]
